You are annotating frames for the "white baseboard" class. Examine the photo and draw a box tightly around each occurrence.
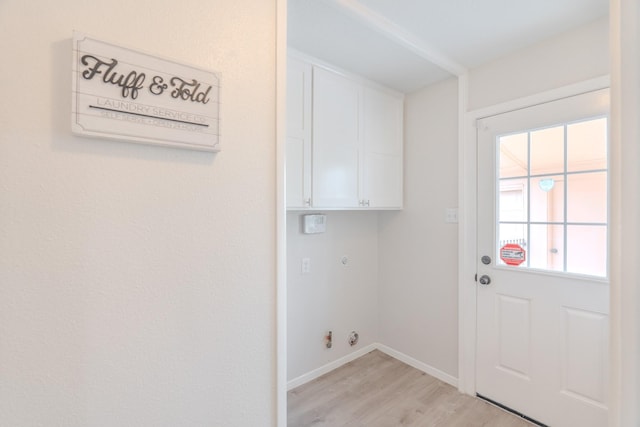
[287,343,458,391]
[287,343,377,390]
[376,344,459,388]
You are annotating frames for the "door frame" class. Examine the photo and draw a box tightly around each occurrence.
[457,75,611,398]
[279,3,640,426]
[276,1,287,426]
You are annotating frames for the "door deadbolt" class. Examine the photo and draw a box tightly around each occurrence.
[479,275,491,285]
[481,255,492,265]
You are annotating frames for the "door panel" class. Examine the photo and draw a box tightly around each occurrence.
[286,136,306,207]
[476,89,610,427]
[362,86,403,208]
[286,58,312,208]
[561,307,608,404]
[497,294,532,378]
[312,67,360,208]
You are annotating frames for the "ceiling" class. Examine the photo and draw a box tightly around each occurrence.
[288,0,609,93]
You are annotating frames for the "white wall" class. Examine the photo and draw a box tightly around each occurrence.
[287,212,379,381]
[0,1,277,426]
[377,17,610,383]
[469,17,609,110]
[378,78,460,378]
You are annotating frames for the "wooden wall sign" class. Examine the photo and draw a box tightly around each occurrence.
[71,32,220,152]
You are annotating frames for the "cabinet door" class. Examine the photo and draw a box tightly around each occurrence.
[362,86,403,208]
[286,58,312,208]
[312,67,361,208]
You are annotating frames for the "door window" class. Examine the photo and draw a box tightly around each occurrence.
[497,117,608,277]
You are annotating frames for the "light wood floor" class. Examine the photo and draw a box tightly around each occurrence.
[288,350,533,427]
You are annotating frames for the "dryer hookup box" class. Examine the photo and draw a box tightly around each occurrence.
[302,214,326,234]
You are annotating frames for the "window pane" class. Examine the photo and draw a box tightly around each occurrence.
[499,178,527,222]
[567,172,607,223]
[567,225,607,277]
[567,118,607,172]
[529,224,564,271]
[531,126,564,175]
[499,133,528,178]
[497,223,527,267]
[530,175,564,223]
[494,117,608,277]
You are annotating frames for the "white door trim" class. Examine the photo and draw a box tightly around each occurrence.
[276,0,287,426]
[610,1,640,425]
[457,75,611,397]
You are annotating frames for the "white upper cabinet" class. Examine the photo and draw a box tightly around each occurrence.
[286,57,312,209]
[361,86,403,208]
[312,67,361,208]
[286,55,404,210]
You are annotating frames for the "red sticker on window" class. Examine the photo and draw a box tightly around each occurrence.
[500,243,526,266]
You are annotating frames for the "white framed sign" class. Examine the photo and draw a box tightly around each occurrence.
[71,32,220,151]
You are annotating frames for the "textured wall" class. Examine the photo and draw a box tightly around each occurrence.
[0,1,277,426]
[469,17,609,111]
[378,77,460,378]
[376,18,610,383]
[287,211,379,381]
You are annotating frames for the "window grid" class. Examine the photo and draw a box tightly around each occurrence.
[496,117,608,277]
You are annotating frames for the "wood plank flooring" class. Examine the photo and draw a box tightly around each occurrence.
[288,350,533,427]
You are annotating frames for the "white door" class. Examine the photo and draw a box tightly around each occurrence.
[476,89,610,427]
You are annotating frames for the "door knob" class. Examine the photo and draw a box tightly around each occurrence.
[479,275,491,285]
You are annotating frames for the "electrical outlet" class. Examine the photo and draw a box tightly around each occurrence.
[301,257,311,274]
[445,208,459,223]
